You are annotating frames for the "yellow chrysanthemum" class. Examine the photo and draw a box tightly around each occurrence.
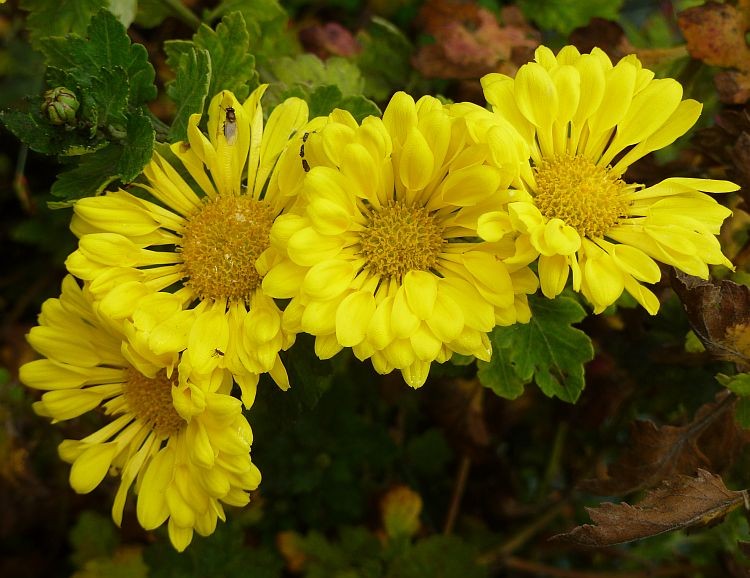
[65,86,310,405]
[475,45,737,314]
[262,92,538,388]
[19,276,260,551]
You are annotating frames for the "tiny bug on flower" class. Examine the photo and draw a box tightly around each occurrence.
[223,106,237,145]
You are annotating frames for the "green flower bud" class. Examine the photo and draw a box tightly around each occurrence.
[41,87,80,126]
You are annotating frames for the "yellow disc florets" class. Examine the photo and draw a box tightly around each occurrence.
[359,200,445,280]
[534,154,632,238]
[122,368,184,437]
[180,195,275,302]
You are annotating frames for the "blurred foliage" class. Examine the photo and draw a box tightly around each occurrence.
[4,0,750,577]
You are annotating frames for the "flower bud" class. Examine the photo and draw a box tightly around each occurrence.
[41,87,80,126]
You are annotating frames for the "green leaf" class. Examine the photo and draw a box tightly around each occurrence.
[39,10,156,106]
[209,0,293,64]
[477,344,527,400]
[20,0,106,49]
[107,0,138,28]
[355,17,413,101]
[518,0,624,35]
[72,548,148,578]
[50,144,122,200]
[191,11,258,105]
[69,511,118,568]
[338,95,381,122]
[735,397,750,430]
[488,295,594,403]
[268,54,365,97]
[717,373,750,396]
[0,106,97,155]
[389,535,487,578]
[90,66,129,126]
[118,110,154,181]
[165,45,211,142]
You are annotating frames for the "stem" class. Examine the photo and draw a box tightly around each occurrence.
[503,556,695,578]
[162,0,201,29]
[443,455,471,535]
[478,499,567,565]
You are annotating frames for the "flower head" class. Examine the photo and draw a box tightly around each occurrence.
[262,92,537,388]
[476,45,737,314]
[19,276,260,551]
[66,87,310,404]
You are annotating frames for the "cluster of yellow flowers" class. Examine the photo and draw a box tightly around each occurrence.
[20,46,737,550]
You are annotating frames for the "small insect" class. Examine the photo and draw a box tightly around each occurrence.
[299,131,313,172]
[223,106,237,145]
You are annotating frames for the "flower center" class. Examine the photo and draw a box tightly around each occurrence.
[180,195,275,302]
[122,368,184,437]
[359,200,445,280]
[534,154,631,238]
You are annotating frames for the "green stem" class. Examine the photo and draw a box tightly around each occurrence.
[162,0,201,30]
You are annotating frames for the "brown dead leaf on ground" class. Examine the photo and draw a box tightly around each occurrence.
[678,1,750,103]
[580,392,746,496]
[671,271,750,371]
[556,469,748,547]
[412,0,539,80]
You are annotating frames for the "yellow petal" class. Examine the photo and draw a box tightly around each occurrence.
[399,127,434,191]
[336,290,376,346]
[303,259,356,300]
[69,442,119,494]
[136,446,175,530]
[538,254,569,298]
[403,271,438,320]
[262,259,307,299]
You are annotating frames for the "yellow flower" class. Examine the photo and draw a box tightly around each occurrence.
[65,87,310,404]
[262,92,538,388]
[476,45,737,314]
[19,276,260,552]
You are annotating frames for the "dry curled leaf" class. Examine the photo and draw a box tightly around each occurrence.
[298,22,361,60]
[671,271,750,371]
[580,392,744,496]
[556,470,748,547]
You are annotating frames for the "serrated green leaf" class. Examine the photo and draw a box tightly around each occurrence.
[118,111,154,181]
[209,0,293,64]
[477,344,527,400]
[518,0,624,35]
[20,0,106,49]
[39,10,156,106]
[0,107,96,155]
[490,295,594,403]
[269,54,365,97]
[355,17,413,101]
[50,144,122,199]
[191,11,258,105]
[90,66,129,126]
[165,45,211,142]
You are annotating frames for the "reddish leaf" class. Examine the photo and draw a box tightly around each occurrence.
[581,392,745,496]
[556,470,748,547]
[671,271,750,371]
[413,1,539,80]
[299,22,361,60]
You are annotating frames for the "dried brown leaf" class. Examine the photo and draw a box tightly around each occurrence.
[671,271,750,371]
[678,2,750,69]
[580,392,742,495]
[556,470,747,547]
